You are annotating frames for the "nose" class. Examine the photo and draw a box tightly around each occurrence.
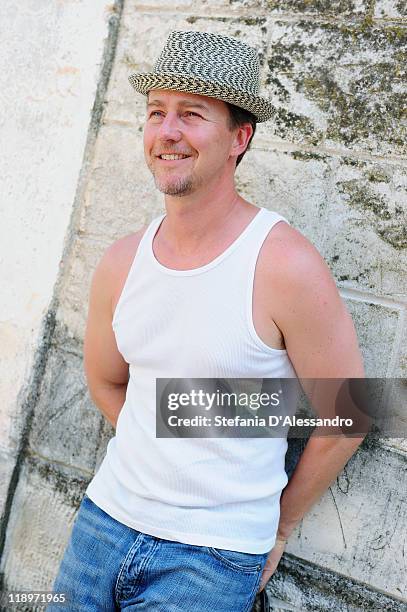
[157,112,182,142]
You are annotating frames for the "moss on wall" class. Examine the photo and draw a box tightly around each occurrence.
[266,20,407,153]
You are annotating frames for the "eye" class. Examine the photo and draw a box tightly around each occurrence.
[148,110,164,119]
[184,111,200,118]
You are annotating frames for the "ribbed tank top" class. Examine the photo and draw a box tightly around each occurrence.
[86,207,297,553]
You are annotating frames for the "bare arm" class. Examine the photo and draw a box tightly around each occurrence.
[273,225,365,538]
[83,231,145,429]
[259,224,366,589]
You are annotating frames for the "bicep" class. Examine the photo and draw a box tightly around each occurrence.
[271,233,365,379]
[84,252,129,390]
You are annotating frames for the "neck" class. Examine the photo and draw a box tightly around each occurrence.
[159,178,256,253]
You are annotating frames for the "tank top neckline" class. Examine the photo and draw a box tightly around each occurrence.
[148,207,267,277]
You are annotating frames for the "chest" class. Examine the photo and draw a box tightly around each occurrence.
[113,256,285,375]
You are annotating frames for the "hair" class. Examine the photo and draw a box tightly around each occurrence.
[226,103,257,168]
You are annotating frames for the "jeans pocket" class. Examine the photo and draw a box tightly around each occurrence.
[207,547,266,573]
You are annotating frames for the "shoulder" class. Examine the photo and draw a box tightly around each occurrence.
[91,226,148,313]
[101,226,148,274]
[260,218,337,296]
[262,218,320,266]
[257,218,347,341]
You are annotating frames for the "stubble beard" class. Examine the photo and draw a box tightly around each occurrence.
[148,162,203,197]
[154,174,194,196]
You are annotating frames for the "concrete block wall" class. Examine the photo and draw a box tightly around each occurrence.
[1,0,406,610]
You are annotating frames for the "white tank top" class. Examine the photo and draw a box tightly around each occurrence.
[86,207,298,553]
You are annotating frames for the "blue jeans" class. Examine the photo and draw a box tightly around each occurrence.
[47,494,269,611]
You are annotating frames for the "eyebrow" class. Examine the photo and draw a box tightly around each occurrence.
[146,99,210,112]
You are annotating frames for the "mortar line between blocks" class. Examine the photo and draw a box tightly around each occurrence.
[253,141,407,165]
[132,7,407,27]
[339,288,407,310]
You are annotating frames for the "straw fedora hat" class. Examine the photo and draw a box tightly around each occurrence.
[128,30,274,123]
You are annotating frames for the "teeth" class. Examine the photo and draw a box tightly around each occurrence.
[160,154,188,160]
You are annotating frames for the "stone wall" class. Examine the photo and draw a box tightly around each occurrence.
[1,0,406,609]
[0,0,114,596]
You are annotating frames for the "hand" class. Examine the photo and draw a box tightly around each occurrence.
[258,536,287,592]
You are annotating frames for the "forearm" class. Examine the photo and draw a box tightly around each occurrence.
[277,434,365,540]
[89,382,128,429]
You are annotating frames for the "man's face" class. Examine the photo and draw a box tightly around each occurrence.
[143,89,238,197]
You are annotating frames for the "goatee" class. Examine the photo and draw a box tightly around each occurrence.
[153,175,195,196]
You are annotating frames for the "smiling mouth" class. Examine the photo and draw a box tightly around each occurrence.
[158,154,190,160]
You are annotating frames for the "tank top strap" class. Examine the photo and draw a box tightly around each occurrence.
[221,208,290,280]
[138,213,165,255]
[247,208,289,245]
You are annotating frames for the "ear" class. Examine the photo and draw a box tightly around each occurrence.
[230,123,253,159]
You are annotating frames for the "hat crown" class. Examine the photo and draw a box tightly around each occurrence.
[154,31,261,95]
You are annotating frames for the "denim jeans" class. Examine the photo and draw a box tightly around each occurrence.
[47,494,269,611]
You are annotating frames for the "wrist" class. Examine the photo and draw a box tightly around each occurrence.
[275,533,288,544]
[276,519,298,541]
[276,527,292,541]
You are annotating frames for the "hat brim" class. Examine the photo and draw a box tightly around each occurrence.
[128,72,274,123]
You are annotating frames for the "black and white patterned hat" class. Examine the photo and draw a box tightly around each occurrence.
[128,31,274,123]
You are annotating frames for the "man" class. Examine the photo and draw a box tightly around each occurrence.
[49,31,365,611]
